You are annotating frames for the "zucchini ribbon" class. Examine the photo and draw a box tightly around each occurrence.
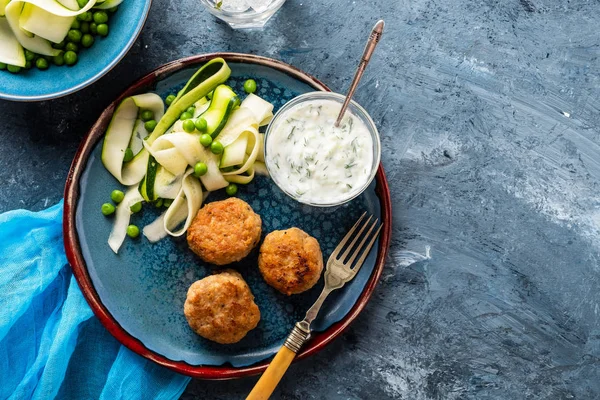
[100,58,275,252]
[0,0,108,67]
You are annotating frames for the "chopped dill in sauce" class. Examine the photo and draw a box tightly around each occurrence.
[266,99,373,204]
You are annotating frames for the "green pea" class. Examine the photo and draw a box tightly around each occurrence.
[64,51,78,66]
[165,94,176,106]
[123,147,134,162]
[81,34,94,48]
[194,117,208,132]
[144,120,157,132]
[65,42,78,52]
[0,62,6,70]
[140,110,154,121]
[194,162,208,177]
[210,141,224,155]
[101,202,115,216]
[35,58,49,70]
[77,11,90,21]
[186,106,195,114]
[126,224,140,238]
[76,0,88,8]
[130,202,142,213]
[93,11,109,24]
[97,23,109,37]
[179,111,192,121]
[53,53,65,66]
[182,119,195,133]
[24,50,35,61]
[67,29,82,43]
[25,61,32,69]
[80,22,90,34]
[108,6,118,12]
[154,198,163,208]
[243,79,257,94]
[71,20,81,29]
[53,40,65,49]
[111,189,125,203]
[7,65,21,74]
[199,133,212,147]
[225,183,238,196]
[163,198,173,208]
[90,22,98,35]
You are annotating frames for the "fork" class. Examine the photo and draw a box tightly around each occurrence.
[247,213,382,400]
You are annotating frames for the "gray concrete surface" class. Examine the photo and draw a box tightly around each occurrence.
[1,0,599,398]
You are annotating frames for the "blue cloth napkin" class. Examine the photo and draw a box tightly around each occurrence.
[0,201,191,400]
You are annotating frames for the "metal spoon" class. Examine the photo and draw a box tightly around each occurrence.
[334,19,385,127]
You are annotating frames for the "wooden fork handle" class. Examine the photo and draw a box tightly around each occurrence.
[246,346,296,400]
[247,322,311,400]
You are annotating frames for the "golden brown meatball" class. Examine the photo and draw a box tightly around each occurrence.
[187,198,262,266]
[184,270,260,344]
[258,227,324,295]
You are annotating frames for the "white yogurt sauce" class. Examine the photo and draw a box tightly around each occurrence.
[266,99,374,204]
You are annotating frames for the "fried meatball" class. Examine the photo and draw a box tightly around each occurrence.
[187,198,262,266]
[258,227,324,295]
[184,270,260,344]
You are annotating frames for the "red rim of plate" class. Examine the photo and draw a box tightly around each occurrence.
[63,52,393,380]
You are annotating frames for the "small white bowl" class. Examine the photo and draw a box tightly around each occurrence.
[199,0,286,29]
[264,92,381,207]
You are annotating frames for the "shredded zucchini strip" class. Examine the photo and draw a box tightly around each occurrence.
[214,107,261,177]
[224,166,255,184]
[93,0,124,9]
[154,167,183,199]
[220,127,260,176]
[257,133,265,162]
[192,97,211,117]
[0,17,25,67]
[147,58,231,145]
[56,0,79,11]
[147,132,229,191]
[19,4,75,43]
[102,93,164,186]
[142,212,168,243]
[0,0,10,16]
[11,0,97,17]
[164,169,203,237]
[254,161,269,176]
[216,108,258,146]
[4,0,97,56]
[108,186,144,253]
[143,169,203,242]
[240,93,274,126]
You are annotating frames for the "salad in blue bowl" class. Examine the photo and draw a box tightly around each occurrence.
[0,0,151,101]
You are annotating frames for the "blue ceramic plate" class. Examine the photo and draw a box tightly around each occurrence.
[64,54,392,379]
[0,0,152,101]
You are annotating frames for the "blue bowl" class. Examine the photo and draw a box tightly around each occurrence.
[0,0,152,102]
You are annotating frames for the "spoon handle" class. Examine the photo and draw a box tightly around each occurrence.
[335,20,385,127]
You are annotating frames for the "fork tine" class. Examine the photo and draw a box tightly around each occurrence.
[349,223,382,273]
[339,215,372,262]
[345,218,379,268]
[329,212,367,259]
